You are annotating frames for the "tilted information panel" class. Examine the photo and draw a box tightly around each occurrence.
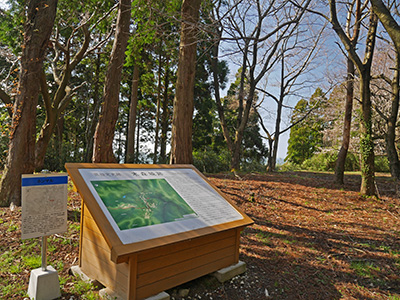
[78,167,244,244]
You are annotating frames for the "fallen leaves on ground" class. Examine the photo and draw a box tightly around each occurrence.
[1,171,399,299]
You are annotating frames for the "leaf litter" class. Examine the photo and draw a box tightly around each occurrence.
[0,171,399,299]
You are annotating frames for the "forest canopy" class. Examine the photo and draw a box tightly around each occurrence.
[1,0,400,205]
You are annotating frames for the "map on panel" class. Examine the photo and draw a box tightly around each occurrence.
[91,178,198,230]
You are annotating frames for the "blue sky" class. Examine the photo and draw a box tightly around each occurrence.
[0,0,7,9]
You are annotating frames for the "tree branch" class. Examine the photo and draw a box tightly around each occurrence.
[39,69,52,114]
[371,0,400,52]
[0,87,13,117]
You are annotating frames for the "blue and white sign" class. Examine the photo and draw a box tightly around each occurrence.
[21,174,68,240]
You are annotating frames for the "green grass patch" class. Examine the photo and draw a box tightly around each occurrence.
[9,264,22,274]
[22,255,41,269]
[394,257,400,270]
[48,242,58,253]
[69,277,101,299]
[69,223,80,232]
[71,279,94,294]
[256,232,274,246]
[283,239,296,245]
[350,260,380,278]
[0,251,14,269]
[0,281,27,299]
[7,221,18,232]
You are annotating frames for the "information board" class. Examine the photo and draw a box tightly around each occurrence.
[78,168,244,245]
[21,174,68,240]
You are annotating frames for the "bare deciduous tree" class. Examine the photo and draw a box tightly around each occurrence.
[334,0,363,184]
[328,0,378,195]
[371,40,400,180]
[256,18,325,172]
[211,0,311,171]
[370,0,400,181]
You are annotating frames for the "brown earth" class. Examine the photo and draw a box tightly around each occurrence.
[1,171,400,299]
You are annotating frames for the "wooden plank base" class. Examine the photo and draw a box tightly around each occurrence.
[80,204,243,300]
[65,165,253,300]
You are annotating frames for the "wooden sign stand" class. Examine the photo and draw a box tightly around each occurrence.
[65,164,253,300]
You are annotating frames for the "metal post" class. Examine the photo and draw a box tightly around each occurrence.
[41,236,48,271]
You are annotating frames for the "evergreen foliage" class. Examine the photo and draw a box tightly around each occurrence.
[286,88,326,165]
[0,0,396,181]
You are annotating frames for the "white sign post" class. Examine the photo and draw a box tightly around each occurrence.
[21,173,68,300]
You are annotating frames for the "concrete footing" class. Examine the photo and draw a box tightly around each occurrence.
[99,287,170,300]
[71,266,169,300]
[72,261,246,299]
[27,266,61,300]
[98,287,124,300]
[143,291,170,300]
[212,260,246,283]
[70,265,101,287]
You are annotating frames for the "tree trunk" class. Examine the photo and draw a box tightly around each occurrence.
[335,59,355,184]
[0,87,13,117]
[386,52,400,179]
[126,64,140,163]
[56,114,64,170]
[160,66,170,163]
[170,0,202,164]
[35,69,58,170]
[0,0,57,207]
[35,108,57,171]
[229,44,252,172]
[211,38,233,153]
[358,11,378,196]
[236,44,248,132]
[84,52,102,163]
[136,112,141,162]
[270,58,286,172]
[329,1,377,196]
[359,71,376,196]
[266,138,274,172]
[153,52,162,163]
[230,140,241,171]
[231,81,258,171]
[271,110,281,171]
[93,0,131,163]
[364,0,400,186]
[35,22,89,170]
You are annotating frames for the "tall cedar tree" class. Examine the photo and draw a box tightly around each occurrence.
[93,0,131,163]
[170,0,202,164]
[0,0,57,207]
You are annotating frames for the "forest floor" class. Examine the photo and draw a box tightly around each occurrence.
[1,171,400,299]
